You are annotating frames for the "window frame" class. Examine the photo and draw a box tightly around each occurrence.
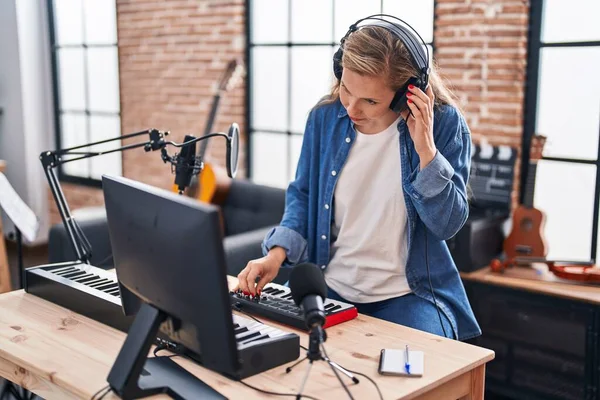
[245,0,436,187]
[522,0,600,261]
[47,0,122,188]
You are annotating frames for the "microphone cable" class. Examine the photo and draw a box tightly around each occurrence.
[238,381,323,400]
[90,384,111,400]
[404,118,448,339]
[299,344,383,400]
[424,226,448,338]
[320,344,355,400]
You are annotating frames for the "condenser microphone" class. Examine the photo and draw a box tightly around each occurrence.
[289,263,328,329]
[174,135,197,194]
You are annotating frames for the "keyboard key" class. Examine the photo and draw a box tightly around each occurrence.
[234,327,249,335]
[237,331,261,342]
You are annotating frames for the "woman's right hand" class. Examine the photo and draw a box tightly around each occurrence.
[235,247,286,295]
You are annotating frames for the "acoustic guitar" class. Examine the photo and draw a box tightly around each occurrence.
[503,134,548,260]
[173,59,244,204]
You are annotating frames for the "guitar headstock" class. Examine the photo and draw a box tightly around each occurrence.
[216,59,245,94]
[529,134,547,163]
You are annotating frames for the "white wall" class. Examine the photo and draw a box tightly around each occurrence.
[0,0,54,244]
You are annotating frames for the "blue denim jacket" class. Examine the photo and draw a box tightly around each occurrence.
[262,99,481,341]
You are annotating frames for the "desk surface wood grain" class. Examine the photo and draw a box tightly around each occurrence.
[0,279,493,399]
[461,266,600,305]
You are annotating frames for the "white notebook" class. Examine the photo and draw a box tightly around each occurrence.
[378,348,424,377]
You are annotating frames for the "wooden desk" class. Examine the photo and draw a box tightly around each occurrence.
[0,283,493,399]
[460,266,600,399]
[0,160,11,293]
[461,266,600,305]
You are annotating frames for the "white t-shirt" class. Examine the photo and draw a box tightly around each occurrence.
[324,116,411,303]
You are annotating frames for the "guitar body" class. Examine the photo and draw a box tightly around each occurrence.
[169,58,243,205]
[504,205,548,260]
[189,163,232,205]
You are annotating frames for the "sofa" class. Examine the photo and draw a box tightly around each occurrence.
[48,179,291,283]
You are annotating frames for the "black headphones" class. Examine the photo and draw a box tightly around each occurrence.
[332,14,430,113]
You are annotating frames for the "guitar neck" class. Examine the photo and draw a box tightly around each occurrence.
[198,93,222,158]
[523,162,538,208]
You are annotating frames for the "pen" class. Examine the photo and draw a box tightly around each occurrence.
[405,345,411,374]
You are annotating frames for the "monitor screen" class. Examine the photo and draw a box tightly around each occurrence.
[102,174,240,377]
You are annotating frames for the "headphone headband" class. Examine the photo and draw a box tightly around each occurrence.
[343,14,430,76]
[333,14,430,113]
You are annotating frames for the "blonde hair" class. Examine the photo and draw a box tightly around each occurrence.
[318,26,459,111]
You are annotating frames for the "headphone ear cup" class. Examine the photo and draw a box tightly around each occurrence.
[333,47,344,80]
[389,77,422,113]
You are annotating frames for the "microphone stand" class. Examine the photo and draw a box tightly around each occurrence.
[40,128,235,265]
[285,325,358,400]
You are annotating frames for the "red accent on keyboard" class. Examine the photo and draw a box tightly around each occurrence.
[323,307,358,329]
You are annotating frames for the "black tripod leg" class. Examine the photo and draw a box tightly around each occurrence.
[286,356,308,373]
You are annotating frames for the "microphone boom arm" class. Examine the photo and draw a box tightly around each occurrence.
[40,128,232,265]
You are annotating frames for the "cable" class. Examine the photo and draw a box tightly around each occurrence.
[95,253,114,267]
[299,345,383,400]
[153,341,186,358]
[239,380,323,400]
[340,368,384,400]
[321,344,355,400]
[403,122,449,339]
[231,303,264,324]
[151,350,323,400]
[96,388,113,400]
[424,227,448,338]
[90,384,110,400]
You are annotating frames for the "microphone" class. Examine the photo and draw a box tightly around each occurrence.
[289,263,328,330]
[174,135,197,194]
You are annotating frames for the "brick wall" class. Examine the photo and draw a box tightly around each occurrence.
[50,0,246,225]
[434,0,530,206]
[51,0,530,224]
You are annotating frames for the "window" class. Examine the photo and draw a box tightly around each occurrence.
[246,0,435,188]
[523,0,600,261]
[48,0,122,186]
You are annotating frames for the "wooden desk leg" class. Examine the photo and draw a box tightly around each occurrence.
[459,364,485,400]
[0,215,11,293]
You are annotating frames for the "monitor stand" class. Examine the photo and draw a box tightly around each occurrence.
[107,302,225,400]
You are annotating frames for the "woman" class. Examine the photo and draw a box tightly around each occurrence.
[236,17,480,341]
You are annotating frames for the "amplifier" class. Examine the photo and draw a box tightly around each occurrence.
[447,210,508,273]
[448,141,516,272]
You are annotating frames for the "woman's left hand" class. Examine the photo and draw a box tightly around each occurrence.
[406,85,437,169]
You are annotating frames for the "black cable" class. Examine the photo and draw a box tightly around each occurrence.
[403,122,449,339]
[341,368,384,400]
[424,227,448,338]
[90,384,110,400]
[155,351,323,400]
[231,303,264,324]
[96,387,113,400]
[239,380,323,400]
[153,343,168,357]
[94,253,114,267]
[153,342,186,358]
[299,345,383,400]
[321,344,355,400]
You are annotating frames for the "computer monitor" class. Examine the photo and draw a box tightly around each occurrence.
[102,174,237,399]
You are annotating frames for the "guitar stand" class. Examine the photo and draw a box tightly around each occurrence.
[285,326,358,400]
